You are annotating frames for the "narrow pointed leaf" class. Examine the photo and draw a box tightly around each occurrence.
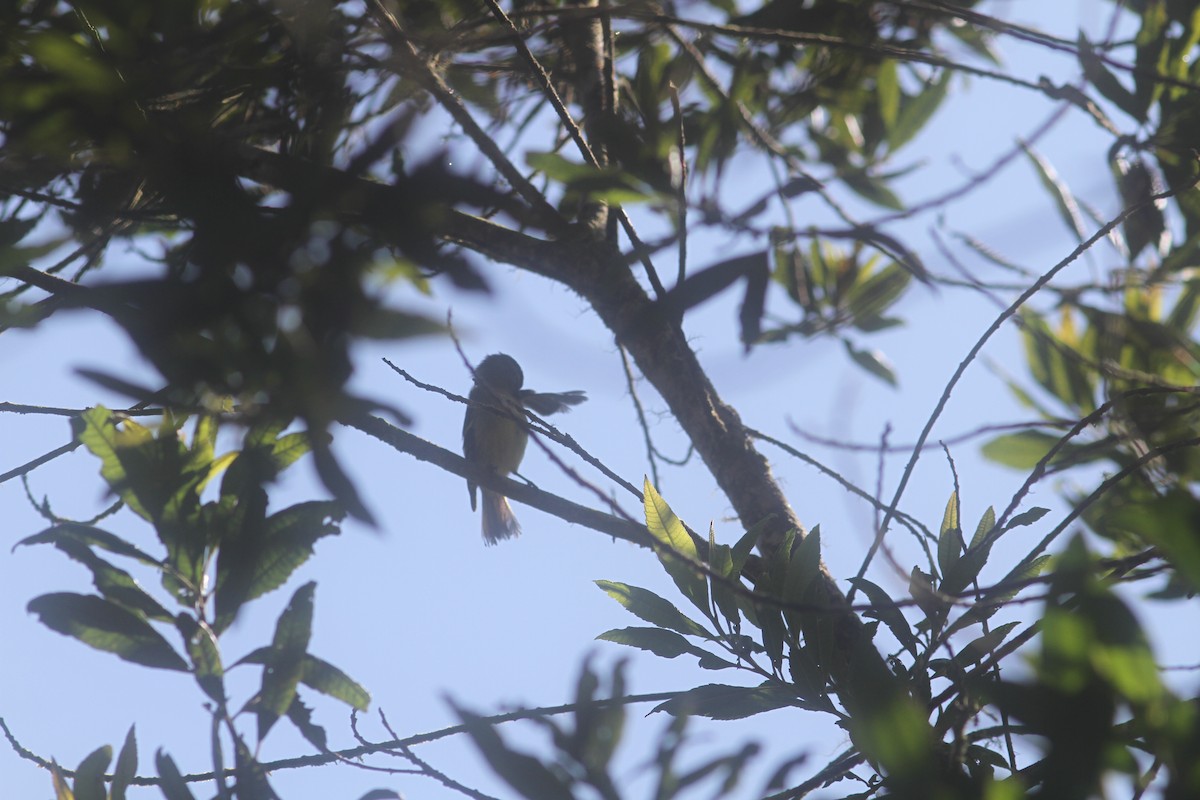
[843,339,897,386]
[846,577,918,657]
[650,683,811,719]
[16,523,161,567]
[155,751,197,800]
[239,501,343,603]
[889,70,951,151]
[28,593,187,671]
[971,506,997,549]
[214,500,342,632]
[176,614,224,702]
[257,582,316,740]
[453,703,575,800]
[937,491,961,578]
[111,726,138,800]
[286,696,328,752]
[72,745,111,800]
[299,654,370,711]
[53,540,173,622]
[955,621,1020,668]
[598,626,711,660]
[643,479,709,614]
[595,580,711,638]
[1021,143,1086,239]
[1005,507,1050,530]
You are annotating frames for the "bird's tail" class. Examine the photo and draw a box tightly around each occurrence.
[481,489,521,545]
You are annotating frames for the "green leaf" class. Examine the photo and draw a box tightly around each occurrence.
[155,751,197,800]
[1105,489,1200,593]
[781,527,822,636]
[1006,507,1050,530]
[526,152,654,205]
[352,307,444,340]
[52,540,173,622]
[111,726,138,800]
[270,431,313,472]
[876,60,900,129]
[234,648,370,711]
[730,521,765,577]
[29,29,122,92]
[17,523,162,567]
[982,431,1069,470]
[983,776,1027,800]
[72,745,111,800]
[842,339,897,386]
[942,541,992,596]
[937,491,961,579]
[75,407,143,516]
[286,696,329,752]
[249,501,343,597]
[955,621,1020,668]
[908,565,945,620]
[27,593,187,671]
[1115,156,1167,260]
[853,695,936,779]
[1019,310,1096,413]
[889,70,951,152]
[643,479,709,615]
[757,603,788,671]
[952,555,1050,635]
[784,527,822,600]
[175,614,224,703]
[1021,143,1086,240]
[846,577,918,657]
[650,682,813,719]
[788,645,832,705]
[595,581,712,638]
[708,535,742,629]
[942,497,998,596]
[214,500,342,632]
[846,263,911,328]
[453,703,575,800]
[842,169,904,210]
[567,660,627,769]
[299,654,370,711]
[1078,34,1142,121]
[971,506,997,549]
[257,582,316,740]
[598,626,710,660]
[50,761,71,800]
[697,651,738,670]
[1133,0,1168,119]
[76,408,201,530]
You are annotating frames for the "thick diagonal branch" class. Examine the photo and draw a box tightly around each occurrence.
[439,213,905,717]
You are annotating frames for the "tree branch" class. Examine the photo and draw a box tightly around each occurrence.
[342,411,652,547]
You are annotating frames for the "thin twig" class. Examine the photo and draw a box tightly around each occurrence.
[383,357,642,502]
[0,441,81,486]
[366,0,566,233]
[859,183,1191,596]
[478,0,667,297]
[618,344,661,487]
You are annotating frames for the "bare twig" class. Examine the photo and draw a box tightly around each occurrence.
[860,183,1192,593]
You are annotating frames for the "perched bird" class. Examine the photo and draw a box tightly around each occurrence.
[463,353,587,544]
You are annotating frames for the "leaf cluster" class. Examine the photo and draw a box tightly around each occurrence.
[17,409,367,799]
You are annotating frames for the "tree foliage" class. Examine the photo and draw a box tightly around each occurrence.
[4,0,1200,798]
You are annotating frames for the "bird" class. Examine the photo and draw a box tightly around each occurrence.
[462,353,587,544]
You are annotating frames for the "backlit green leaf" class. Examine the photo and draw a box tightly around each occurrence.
[28,592,187,671]
[595,580,711,638]
[644,479,709,614]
